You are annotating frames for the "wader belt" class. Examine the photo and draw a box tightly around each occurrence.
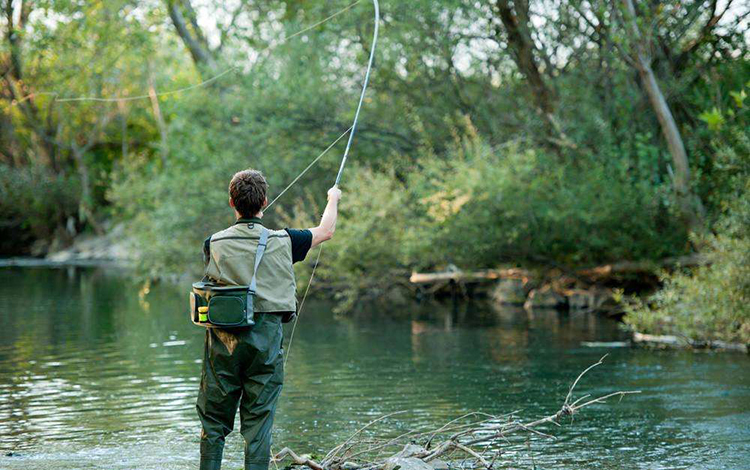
[247,227,269,323]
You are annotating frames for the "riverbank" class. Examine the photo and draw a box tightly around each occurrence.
[43,222,134,265]
[407,255,706,314]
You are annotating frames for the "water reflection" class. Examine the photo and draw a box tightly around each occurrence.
[0,267,748,470]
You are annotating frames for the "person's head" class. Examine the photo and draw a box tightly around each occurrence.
[228,169,268,218]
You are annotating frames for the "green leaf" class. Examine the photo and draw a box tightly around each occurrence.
[729,89,746,108]
[698,107,725,131]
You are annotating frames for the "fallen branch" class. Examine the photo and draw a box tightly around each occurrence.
[409,268,528,285]
[274,447,325,470]
[272,357,639,470]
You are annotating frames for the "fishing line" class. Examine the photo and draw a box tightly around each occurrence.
[265,126,352,212]
[12,0,363,104]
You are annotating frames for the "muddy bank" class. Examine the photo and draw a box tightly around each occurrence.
[1,222,135,268]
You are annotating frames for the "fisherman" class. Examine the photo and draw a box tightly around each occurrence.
[197,168,341,470]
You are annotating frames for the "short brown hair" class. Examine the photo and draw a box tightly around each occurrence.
[229,169,268,218]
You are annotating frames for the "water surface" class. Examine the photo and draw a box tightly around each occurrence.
[0,267,748,469]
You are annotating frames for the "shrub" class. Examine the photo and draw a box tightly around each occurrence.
[406,136,686,270]
[0,165,80,254]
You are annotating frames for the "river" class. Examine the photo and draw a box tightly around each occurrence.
[0,267,748,469]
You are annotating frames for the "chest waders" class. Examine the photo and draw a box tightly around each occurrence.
[194,220,293,470]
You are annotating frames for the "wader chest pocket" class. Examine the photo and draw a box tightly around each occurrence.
[207,296,246,326]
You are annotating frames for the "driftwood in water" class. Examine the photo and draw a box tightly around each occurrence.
[409,268,528,285]
[408,255,708,314]
[274,356,639,470]
[409,255,706,286]
[633,332,748,353]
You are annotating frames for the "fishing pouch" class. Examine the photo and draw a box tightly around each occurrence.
[189,228,270,328]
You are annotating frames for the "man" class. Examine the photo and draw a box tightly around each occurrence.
[197,168,341,470]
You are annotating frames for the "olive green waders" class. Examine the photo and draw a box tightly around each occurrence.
[197,313,284,470]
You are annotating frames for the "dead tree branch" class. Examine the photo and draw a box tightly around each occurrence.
[273,357,639,470]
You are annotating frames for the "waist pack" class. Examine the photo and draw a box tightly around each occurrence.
[189,227,270,328]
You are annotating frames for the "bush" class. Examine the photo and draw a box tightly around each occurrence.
[274,133,689,309]
[406,135,685,269]
[0,165,80,254]
[624,187,750,343]
[281,166,416,310]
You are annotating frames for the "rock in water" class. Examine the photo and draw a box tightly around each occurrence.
[384,458,433,470]
[428,459,449,470]
[524,286,566,310]
[491,279,527,305]
[391,444,426,459]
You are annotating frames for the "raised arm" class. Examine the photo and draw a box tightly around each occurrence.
[309,186,342,248]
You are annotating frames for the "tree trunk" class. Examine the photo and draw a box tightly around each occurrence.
[148,74,169,166]
[493,0,574,149]
[165,0,217,71]
[69,142,103,235]
[620,0,704,231]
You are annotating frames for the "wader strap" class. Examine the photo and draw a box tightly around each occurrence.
[247,227,269,321]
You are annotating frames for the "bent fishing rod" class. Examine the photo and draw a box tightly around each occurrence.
[334,0,380,185]
[283,0,379,367]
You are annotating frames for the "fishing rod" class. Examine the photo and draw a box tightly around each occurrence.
[284,0,379,367]
[334,0,380,185]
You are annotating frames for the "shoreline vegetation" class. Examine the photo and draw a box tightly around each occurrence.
[8,219,747,353]
[1,2,747,351]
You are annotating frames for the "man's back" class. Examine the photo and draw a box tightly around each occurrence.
[204,219,297,313]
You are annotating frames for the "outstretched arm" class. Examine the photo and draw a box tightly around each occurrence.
[309,186,342,248]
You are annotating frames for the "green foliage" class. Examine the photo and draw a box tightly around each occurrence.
[698,108,726,131]
[276,133,686,306]
[625,104,750,344]
[624,193,750,344]
[407,136,685,268]
[0,165,80,246]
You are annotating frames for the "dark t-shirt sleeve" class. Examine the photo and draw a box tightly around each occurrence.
[203,236,211,265]
[284,228,313,263]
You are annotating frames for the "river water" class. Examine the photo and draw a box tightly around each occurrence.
[0,267,748,470]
